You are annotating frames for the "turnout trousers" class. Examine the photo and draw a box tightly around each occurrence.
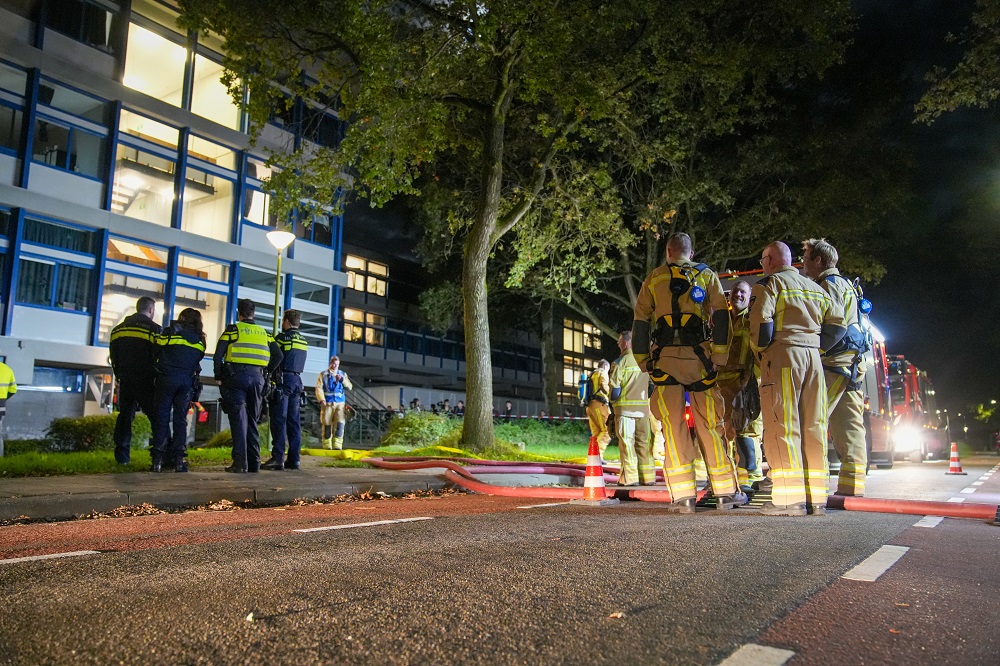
[319,402,347,449]
[269,373,303,466]
[616,414,656,485]
[114,374,156,464]
[221,366,265,471]
[150,373,193,464]
[649,353,739,501]
[585,400,612,457]
[717,378,764,488]
[825,369,867,496]
[759,345,829,507]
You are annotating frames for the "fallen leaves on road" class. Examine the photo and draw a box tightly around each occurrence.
[608,612,624,619]
[202,499,240,512]
[78,503,166,520]
[889,628,902,634]
[246,612,254,622]
[895,603,910,608]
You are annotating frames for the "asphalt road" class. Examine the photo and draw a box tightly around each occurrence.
[0,459,997,665]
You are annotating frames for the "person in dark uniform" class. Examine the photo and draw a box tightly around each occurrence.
[109,296,161,465]
[263,309,308,470]
[150,308,206,473]
[214,299,282,473]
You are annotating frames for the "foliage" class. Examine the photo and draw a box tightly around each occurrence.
[44,414,151,453]
[916,0,1000,122]
[419,283,464,335]
[0,447,234,477]
[205,429,233,449]
[380,411,461,449]
[3,439,46,456]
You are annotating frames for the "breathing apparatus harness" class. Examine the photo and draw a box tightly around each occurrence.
[648,263,718,392]
[823,273,874,387]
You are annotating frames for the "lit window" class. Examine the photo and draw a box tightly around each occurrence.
[122,23,186,107]
[111,144,175,225]
[181,166,234,242]
[98,273,164,341]
[190,54,240,130]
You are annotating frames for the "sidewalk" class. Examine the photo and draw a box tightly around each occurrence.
[0,456,449,522]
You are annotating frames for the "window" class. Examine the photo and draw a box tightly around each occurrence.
[243,156,279,227]
[344,254,388,297]
[45,0,125,56]
[0,62,26,153]
[122,23,186,108]
[289,277,331,349]
[177,252,229,354]
[32,81,109,179]
[342,308,385,347]
[238,265,275,291]
[181,165,234,242]
[23,218,95,252]
[562,355,598,390]
[120,108,178,147]
[106,237,168,270]
[111,143,175,224]
[179,253,229,283]
[98,273,164,341]
[16,258,92,312]
[190,54,240,130]
[562,318,601,354]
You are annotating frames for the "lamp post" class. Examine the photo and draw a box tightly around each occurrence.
[265,230,295,335]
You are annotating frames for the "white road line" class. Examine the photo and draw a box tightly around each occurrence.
[0,550,100,565]
[842,545,910,582]
[959,488,977,494]
[717,643,796,666]
[971,481,984,486]
[913,516,943,528]
[947,497,966,503]
[517,502,571,509]
[293,517,434,533]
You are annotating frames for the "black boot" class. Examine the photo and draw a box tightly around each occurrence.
[175,459,189,473]
[151,459,162,473]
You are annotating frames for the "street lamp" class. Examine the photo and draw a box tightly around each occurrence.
[265,229,295,335]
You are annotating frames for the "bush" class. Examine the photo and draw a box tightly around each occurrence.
[206,429,233,449]
[380,411,461,449]
[3,439,47,455]
[44,414,152,452]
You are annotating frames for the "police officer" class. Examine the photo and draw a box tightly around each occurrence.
[0,357,16,457]
[215,299,282,473]
[585,360,612,461]
[109,296,161,465]
[315,355,353,450]
[609,331,656,486]
[715,280,764,493]
[750,241,846,515]
[632,232,745,513]
[150,308,205,472]
[802,238,869,497]
[264,309,308,470]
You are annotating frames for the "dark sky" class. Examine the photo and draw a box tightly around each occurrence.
[852,0,1000,411]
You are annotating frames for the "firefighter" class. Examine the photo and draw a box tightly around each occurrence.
[0,357,16,457]
[802,238,869,497]
[632,232,745,513]
[150,308,205,473]
[715,280,764,492]
[609,331,656,485]
[585,360,612,460]
[215,299,282,473]
[264,309,308,470]
[315,355,352,449]
[750,241,845,516]
[109,296,161,465]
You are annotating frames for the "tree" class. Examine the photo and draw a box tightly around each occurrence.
[181,0,854,450]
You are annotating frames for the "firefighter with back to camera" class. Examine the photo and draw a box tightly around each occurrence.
[263,309,309,470]
[109,296,161,465]
[215,299,283,473]
[802,238,870,497]
[632,232,746,513]
[609,331,656,486]
[750,241,846,516]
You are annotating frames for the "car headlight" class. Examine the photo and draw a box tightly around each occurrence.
[893,425,922,452]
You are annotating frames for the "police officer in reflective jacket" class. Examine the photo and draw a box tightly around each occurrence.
[750,241,846,516]
[109,296,161,465]
[263,309,308,470]
[632,232,745,513]
[150,308,205,472]
[215,299,282,473]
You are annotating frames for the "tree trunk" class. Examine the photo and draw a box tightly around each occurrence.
[539,299,561,415]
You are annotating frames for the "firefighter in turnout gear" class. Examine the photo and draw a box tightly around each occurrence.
[632,232,745,513]
[109,296,161,465]
[264,310,309,470]
[716,280,764,492]
[0,359,16,457]
[315,355,352,449]
[215,299,283,473]
[150,308,206,472]
[750,241,846,516]
[585,360,612,460]
[802,238,869,497]
[609,331,656,486]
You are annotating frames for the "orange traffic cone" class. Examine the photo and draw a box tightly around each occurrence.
[571,436,620,507]
[945,442,967,475]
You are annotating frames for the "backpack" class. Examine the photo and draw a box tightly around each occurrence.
[653,263,711,348]
[823,274,873,358]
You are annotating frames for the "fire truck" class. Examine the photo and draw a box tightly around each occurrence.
[885,356,947,462]
[860,325,895,468]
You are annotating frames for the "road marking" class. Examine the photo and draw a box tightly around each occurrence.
[293,517,434,533]
[717,643,796,666]
[947,497,966,503]
[971,481,984,486]
[517,502,571,509]
[959,488,977,494]
[913,516,943,528]
[0,550,100,565]
[842,545,909,581]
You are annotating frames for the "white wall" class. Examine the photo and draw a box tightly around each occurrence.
[27,164,104,208]
[0,154,18,186]
[11,305,91,345]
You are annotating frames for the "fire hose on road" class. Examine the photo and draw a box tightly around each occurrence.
[362,457,1000,522]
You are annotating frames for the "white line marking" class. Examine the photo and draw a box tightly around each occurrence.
[978,476,990,481]
[959,488,976,494]
[842,545,909,581]
[0,550,100,565]
[293,517,434,533]
[913,516,943,528]
[717,643,796,666]
[517,502,571,509]
[947,497,966,503]
[971,481,984,486]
